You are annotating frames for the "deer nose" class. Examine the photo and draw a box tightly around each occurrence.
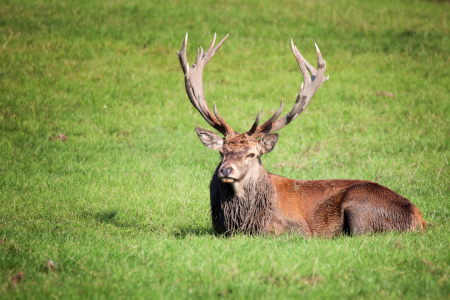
[220,167,234,177]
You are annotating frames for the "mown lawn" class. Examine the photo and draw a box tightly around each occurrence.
[1,0,449,298]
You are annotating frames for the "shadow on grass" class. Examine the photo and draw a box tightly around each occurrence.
[79,209,154,232]
[97,211,118,223]
[172,226,217,238]
[79,209,218,238]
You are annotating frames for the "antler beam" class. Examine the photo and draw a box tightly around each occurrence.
[178,33,235,136]
[247,40,329,138]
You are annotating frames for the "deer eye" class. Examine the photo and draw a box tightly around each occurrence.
[247,153,255,158]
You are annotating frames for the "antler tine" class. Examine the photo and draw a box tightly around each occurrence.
[205,33,229,65]
[246,99,284,138]
[247,40,329,136]
[208,33,217,52]
[178,33,234,136]
[247,109,261,135]
[291,39,311,85]
[178,33,189,74]
[312,43,329,89]
[249,99,284,136]
[213,102,234,134]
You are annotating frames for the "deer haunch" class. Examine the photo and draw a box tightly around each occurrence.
[177,34,425,237]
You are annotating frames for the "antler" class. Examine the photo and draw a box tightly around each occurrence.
[178,33,235,136]
[247,39,329,138]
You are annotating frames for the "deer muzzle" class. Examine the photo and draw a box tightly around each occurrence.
[219,166,236,183]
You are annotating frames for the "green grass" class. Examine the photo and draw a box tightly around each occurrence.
[1,0,449,298]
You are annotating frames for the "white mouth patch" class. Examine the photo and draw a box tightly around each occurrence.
[221,178,234,183]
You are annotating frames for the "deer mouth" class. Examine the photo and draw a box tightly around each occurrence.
[221,178,235,183]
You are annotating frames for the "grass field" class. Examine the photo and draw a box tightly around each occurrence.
[1,0,449,298]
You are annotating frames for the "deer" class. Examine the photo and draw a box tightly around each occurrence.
[177,33,426,237]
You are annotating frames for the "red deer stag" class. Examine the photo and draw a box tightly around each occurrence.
[177,34,425,236]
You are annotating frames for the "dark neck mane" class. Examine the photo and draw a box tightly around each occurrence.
[209,164,276,235]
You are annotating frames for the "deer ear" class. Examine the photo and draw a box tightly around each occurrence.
[258,133,279,154]
[195,127,224,150]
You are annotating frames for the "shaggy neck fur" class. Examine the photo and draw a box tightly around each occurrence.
[209,164,276,235]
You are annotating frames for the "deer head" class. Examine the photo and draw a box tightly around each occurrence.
[178,34,328,187]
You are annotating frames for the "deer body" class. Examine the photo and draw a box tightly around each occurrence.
[178,34,425,236]
[211,168,425,236]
